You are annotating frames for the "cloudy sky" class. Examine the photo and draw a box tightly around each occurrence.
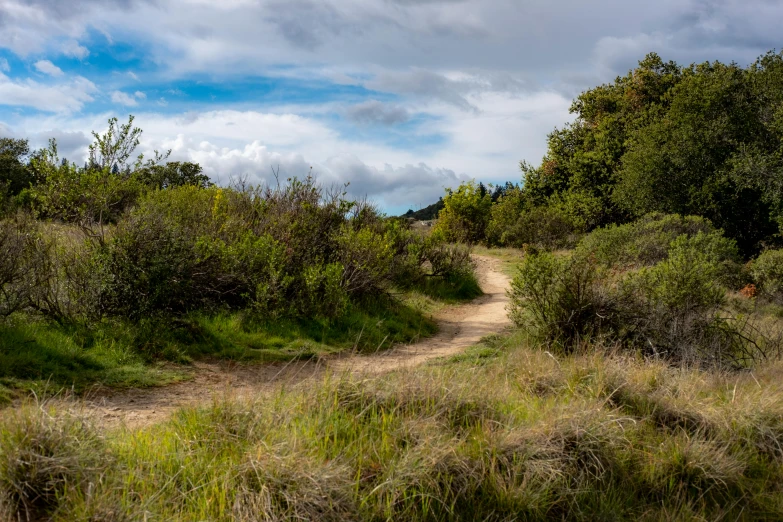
[0,0,780,213]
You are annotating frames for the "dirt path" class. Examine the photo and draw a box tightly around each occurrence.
[85,255,512,428]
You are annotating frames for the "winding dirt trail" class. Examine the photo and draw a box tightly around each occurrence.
[85,255,511,429]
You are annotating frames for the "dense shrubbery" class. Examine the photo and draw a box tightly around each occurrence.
[751,249,783,304]
[0,116,479,365]
[509,215,780,368]
[1,178,476,324]
[0,213,48,318]
[508,251,614,350]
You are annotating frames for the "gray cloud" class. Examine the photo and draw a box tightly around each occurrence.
[265,0,363,50]
[0,125,90,163]
[324,154,466,207]
[345,100,409,125]
[35,130,91,163]
[2,0,783,210]
[3,0,783,79]
[387,0,468,4]
[367,68,530,111]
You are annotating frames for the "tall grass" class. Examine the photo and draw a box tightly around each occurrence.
[2,332,782,520]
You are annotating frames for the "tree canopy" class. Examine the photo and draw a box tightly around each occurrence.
[518,50,783,255]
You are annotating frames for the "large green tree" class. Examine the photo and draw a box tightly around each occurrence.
[521,50,783,255]
[433,180,493,243]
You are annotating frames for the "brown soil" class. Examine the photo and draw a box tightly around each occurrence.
[83,255,512,429]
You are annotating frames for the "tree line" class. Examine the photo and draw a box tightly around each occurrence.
[436,50,783,257]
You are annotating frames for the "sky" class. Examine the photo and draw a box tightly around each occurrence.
[0,0,780,214]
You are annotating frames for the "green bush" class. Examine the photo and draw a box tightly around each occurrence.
[0,213,48,318]
[508,251,615,351]
[510,239,773,367]
[618,242,733,364]
[576,213,739,268]
[751,249,783,303]
[486,190,601,250]
[53,178,479,324]
[485,187,526,246]
[500,205,578,250]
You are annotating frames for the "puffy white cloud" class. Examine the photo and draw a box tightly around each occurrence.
[110,90,146,106]
[61,39,89,59]
[0,72,96,112]
[0,58,8,72]
[33,59,64,77]
[111,91,137,106]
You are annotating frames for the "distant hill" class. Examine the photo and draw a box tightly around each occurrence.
[402,198,444,220]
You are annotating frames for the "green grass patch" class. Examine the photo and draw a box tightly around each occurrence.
[3,333,783,520]
[472,245,525,277]
[0,317,187,397]
[416,272,483,302]
[170,295,438,361]
[0,294,439,395]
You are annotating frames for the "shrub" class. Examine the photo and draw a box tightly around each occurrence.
[27,231,110,323]
[508,251,615,351]
[618,242,731,364]
[576,213,724,268]
[96,193,217,319]
[500,205,578,250]
[486,190,601,250]
[28,149,143,242]
[0,213,49,318]
[336,225,394,297]
[7,167,481,328]
[510,241,773,367]
[485,187,526,246]
[65,178,475,324]
[751,248,783,304]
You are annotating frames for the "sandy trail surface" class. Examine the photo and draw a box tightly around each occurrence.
[84,255,512,429]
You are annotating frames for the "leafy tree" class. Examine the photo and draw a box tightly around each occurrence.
[88,116,143,171]
[0,138,33,199]
[135,161,212,190]
[490,182,516,202]
[28,140,142,243]
[433,180,492,243]
[520,50,783,255]
[614,60,779,253]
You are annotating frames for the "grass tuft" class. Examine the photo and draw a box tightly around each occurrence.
[0,402,109,520]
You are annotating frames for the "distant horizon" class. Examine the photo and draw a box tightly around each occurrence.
[0,0,779,214]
